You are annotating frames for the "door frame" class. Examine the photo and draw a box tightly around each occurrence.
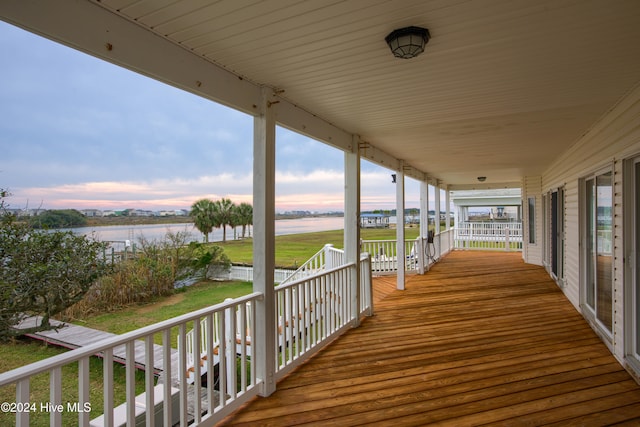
[624,155,640,371]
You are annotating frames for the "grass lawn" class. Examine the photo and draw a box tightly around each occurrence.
[80,280,254,334]
[218,226,421,268]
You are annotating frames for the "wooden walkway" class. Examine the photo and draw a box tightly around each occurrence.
[15,317,178,378]
[221,251,640,426]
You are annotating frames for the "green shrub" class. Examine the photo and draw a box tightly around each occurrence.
[62,230,230,318]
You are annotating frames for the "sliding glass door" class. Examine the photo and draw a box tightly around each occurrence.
[634,160,640,356]
[628,158,640,359]
[544,188,564,283]
[583,170,613,334]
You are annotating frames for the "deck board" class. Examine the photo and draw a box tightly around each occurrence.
[220,251,640,426]
[15,316,177,378]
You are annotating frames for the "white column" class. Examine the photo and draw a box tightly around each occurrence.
[445,187,451,231]
[419,181,429,274]
[253,87,277,397]
[344,136,361,325]
[435,184,441,234]
[396,165,405,290]
[419,181,429,239]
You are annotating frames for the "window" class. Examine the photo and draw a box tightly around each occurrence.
[528,197,536,244]
[542,188,565,282]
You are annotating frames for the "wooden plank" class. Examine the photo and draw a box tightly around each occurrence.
[219,251,640,426]
[16,317,176,375]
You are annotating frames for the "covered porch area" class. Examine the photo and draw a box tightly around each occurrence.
[221,251,640,426]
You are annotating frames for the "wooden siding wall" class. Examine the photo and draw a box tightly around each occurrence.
[541,82,640,369]
[522,176,543,266]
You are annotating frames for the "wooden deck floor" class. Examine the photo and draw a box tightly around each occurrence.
[221,251,640,426]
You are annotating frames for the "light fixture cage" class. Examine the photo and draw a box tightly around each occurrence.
[385,26,430,59]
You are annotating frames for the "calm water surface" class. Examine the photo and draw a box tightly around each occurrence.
[69,216,345,245]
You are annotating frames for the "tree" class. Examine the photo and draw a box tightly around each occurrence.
[30,209,87,229]
[190,198,216,243]
[213,198,236,242]
[235,202,253,238]
[0,190,110,341]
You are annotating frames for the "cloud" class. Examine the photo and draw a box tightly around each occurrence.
[1,22,430,214]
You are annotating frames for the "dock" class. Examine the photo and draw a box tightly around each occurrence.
[15,316,179,382]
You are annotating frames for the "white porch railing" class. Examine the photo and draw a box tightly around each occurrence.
[279,244,345,286]
[454,222,523,251]
[274,253,372,379]
[0,293,263,427]
[0,251,372,426]
[362,229,455,274]
[361,239,419,274]
[225,265,295,284]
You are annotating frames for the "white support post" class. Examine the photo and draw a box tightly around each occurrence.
[419,181,429,274]
[254,87,277,397]
[435,184,441,234]
[445,187,451,231]
[344,138,361,324]
[324,244,335,270]
[396,165,405,290]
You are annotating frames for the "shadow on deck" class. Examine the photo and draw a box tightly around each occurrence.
[221,251,640,426]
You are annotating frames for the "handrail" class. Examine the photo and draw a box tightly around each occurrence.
[273,261,363,378]
[454,221,523,251]
[361,238,422,274]
[279,244,345,285]
[279,244,328,285]
[1,247,373,426]
[0,292,261,386]
[0,292,263,427]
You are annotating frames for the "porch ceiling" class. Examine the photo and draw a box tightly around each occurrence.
[3,1,640,187]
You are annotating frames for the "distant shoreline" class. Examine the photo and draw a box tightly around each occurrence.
[85,212,343,227]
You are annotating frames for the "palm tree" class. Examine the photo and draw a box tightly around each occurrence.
[213,198,236,242]
[236,202,253,238]
[190,198,215,243]
[230,205,241,240]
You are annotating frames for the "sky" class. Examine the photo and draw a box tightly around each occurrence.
[0,21,425,213]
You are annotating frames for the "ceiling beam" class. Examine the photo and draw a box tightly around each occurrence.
[448,182,522,191]
[0,0,264,115]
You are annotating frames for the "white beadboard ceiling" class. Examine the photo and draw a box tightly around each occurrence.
[5,0,640,187]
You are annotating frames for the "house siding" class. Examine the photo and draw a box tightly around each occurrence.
[522,176,543,266]
[563,180,580,309]
[540,83,640,371]
[613,158,625,359]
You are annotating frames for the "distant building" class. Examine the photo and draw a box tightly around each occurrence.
[128,209,153,217]
[360,213,390,228]
[81,209,103,217]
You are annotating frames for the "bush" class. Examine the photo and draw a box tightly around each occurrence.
[30,209,88,229]
[62,230,231,318]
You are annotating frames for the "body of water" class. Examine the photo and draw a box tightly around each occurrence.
[68,216,345,246]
